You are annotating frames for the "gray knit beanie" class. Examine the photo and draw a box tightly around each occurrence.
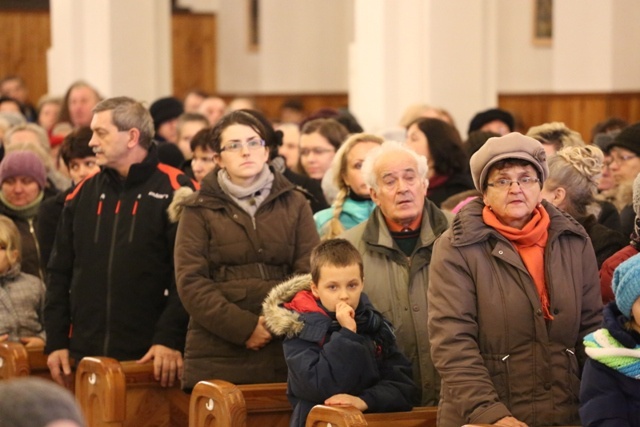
[0,377,86,427]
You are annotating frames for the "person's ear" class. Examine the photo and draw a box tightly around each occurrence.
[553,187,566,206]
[126,128,141,148]
[370,187,380,206]
[213,153,224,168]
[310,283,320,299]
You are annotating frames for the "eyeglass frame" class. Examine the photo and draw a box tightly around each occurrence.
[608,152,638,165]
[219,138,266,153]
[486,176,541,190]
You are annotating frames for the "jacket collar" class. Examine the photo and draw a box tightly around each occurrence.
[361,197,449,253]
[103,143,159,189]
[450,197,588,248]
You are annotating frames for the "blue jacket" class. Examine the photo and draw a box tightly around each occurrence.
[313,197,375,236]
[262,274,417,427]
[580,302,640,427]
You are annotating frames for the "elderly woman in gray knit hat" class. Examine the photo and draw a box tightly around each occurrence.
[427,132,603,427]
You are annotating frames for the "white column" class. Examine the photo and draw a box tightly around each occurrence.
[349,0,498,136]
[47,0,172,103]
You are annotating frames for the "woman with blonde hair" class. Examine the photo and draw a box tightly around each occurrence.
[541,145,627,267]
[313,133,383,240]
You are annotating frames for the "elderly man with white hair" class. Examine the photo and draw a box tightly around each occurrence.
[340,140,449,406]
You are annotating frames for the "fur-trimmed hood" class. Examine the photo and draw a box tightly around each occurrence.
[167,186,195,223]
[263,274,313,338]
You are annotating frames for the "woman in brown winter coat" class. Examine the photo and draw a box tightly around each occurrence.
[174,111,319,390]
[428,133,603,427]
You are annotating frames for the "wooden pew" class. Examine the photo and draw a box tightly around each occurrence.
[189,380,290,427]
[0,342,53,381]
[306,404,438,427]
[75,356,190,427]
[189,379,437,427]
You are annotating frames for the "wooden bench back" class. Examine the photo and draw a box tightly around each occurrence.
[190,379,438,427]
[190,380,290,427]
[306,405,438,427]
[0,342,67,386]
[75,356,189,427]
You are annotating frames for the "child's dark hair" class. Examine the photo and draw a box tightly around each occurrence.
[310,239,363,284]
[59,126,94,168]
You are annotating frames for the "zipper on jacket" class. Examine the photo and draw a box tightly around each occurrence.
[94,193,106,243]
[501,354,513,407]
[27,218,44,281]
[128,194,141,243]
[103,198,122,355]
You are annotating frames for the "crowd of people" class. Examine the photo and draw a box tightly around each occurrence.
[1,74,639,427]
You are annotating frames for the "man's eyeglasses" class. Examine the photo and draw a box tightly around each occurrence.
[219,139,266,153]
[609,153,637,165]
[487,177,540,190]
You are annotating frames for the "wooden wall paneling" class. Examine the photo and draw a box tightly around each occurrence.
[499,93,640,143]
[172,12,217,100]
[226,93,350,123]
[0,10,51,106]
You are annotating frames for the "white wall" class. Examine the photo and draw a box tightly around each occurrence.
[496,0,553,93]
[216,0,351,94]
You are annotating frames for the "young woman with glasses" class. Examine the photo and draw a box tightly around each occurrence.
[174,110,320,390]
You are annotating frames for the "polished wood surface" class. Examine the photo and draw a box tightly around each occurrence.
[75,357,189,427]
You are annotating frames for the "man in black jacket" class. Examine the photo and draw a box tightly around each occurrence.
[45,96,197,388]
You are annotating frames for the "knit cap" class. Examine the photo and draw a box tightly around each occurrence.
[612,253,640,318]
[609,122,640,156]
[0,150,47,189]
[149,97,184,131]
[468,108,515,135]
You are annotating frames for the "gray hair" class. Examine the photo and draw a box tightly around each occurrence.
[362,140,429,191]
[94,97,154,149]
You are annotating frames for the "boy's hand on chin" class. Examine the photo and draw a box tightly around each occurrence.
[335,302,356,332]
[325,393,368,411]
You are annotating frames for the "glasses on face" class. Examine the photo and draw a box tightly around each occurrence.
[487,176,540,190]
[299,147,335,157]
[609,153,638,165]
[219,139,265,153]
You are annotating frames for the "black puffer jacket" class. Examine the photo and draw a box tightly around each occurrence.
[45,146,195,360]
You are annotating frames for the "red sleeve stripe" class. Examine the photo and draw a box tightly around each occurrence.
[157,163,199,190]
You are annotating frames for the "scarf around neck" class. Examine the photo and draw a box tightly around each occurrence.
[483,204,553,320]
[0,191,44,220]
[217,164,274,217]
[584,328,640,379]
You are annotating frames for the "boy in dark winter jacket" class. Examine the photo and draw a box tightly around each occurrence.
[580,253,640,427]
[263,239,417,427]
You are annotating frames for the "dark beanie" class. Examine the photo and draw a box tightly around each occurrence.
[149,97,184,130]
[468,108,515,135]
[0,151,47,189]
[608,122,640,156]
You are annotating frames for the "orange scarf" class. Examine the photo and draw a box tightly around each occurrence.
[482,205,554,320]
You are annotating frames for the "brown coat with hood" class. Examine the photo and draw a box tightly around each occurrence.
[428,198,602,427]
[174,167,319,389]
